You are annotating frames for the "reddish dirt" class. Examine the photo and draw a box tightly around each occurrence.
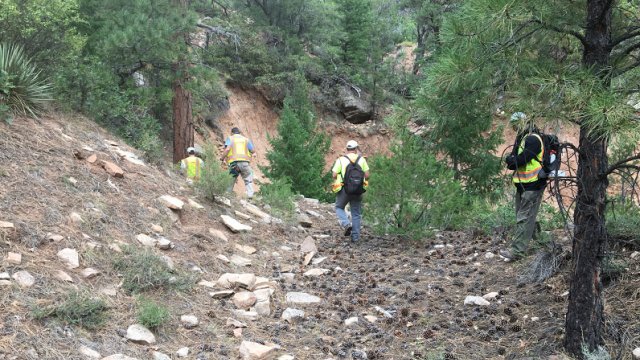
[201,86,392,196]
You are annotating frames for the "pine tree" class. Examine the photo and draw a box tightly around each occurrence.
[263,83,331,201]
[420,0,640,357]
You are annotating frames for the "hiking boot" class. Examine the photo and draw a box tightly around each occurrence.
[343,225,352,237]
[499,249,520,262]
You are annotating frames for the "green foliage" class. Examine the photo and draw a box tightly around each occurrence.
[113,247,194,294]
[259,177,296,221]
[366,110,471,239]
[196,143,234,200]
[0,0,85,77]
[581,344,611,360]
[0,43,52,119]
[262,82,331,201]
[472,196,513,234]
[136,297,170,330]
[338,0,374,67]
[32,291,108,329]
[607,201,640,245]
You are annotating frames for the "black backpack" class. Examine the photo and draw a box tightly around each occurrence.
[342,155,366,195]
[535,132,560,178]
[507,132,561,178]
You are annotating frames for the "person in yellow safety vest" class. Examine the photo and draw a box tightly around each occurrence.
[331,140,370,244]
[180,147,204,184]
[500,112,548,261]
[220,127,255,198]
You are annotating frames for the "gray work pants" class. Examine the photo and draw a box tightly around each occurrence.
[511,189,544,256]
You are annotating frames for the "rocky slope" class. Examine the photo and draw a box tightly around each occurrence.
[1,114,639,360]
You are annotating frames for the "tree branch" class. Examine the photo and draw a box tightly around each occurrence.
[211,0,229,16]
[530,19,587,47]
[196,22,240,50]
[604,153,640,177]
[611,28,640,48]
[612,57,640,78]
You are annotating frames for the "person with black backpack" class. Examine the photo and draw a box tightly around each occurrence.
[501,112,555,262]
[331,140,370,243]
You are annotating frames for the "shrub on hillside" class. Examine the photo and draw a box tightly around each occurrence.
[366,112,471,239]
[607,201,640,247]
[0,43,52,122]
[196,143,234,200]
[32,291,108,330]
[136,296,170,330]
[113,247,194,294]
[262,82,331,201]
[259,177,296,221]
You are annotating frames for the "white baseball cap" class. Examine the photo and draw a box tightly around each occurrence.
[346,140,358,149]
[187,147,196,154]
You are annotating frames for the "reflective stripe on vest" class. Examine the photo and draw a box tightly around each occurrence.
[512,133,544,184]
[182,157,202,180]
[226,134,251,163]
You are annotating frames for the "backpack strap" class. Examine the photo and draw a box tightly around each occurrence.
[340,154,361,178]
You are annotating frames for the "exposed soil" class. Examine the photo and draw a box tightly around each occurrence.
[0,113,638,360]
[199,86,392,196]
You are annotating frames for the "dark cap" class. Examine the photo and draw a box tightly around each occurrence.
[231,127,241,134]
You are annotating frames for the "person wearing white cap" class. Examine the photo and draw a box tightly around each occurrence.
[501,112,547,261]
[180,146,204,184]
[331,140,370,243]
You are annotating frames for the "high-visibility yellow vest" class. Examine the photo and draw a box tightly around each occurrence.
[181,156,203,181]
[226,134,251,164]
[512,133,544,184]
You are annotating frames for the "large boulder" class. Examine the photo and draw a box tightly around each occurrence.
[337,85,372,124]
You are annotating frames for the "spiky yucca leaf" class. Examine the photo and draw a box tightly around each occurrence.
[0,43,52,119]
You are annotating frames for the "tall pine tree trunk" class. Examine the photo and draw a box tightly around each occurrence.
[171,0,194,164]
[564,0,611,356]
[172,61,193,164]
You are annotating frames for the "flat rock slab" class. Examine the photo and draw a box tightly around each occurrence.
[221,215,252,233]
[136,234,156,247]
[126,324,156,345]
[209,228,229,242]
[235,244,257,255]
[210,290,235,299]
[303,268,330,277]
[239,341,277,360]
[233,291,257,309]
[101,355,140,360]
[281,308,305,323]
[101,160,124,177]
[0,221,15,228]
[12,271,35,287]
[159,195,184,210]
[217,273,256,289]
[285,292,321,305]
[230,254,252,267]
[464,295,490,306]
[300,236,317,253]
[57,248,80,269]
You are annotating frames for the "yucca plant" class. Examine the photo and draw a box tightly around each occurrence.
[0,43,52,122]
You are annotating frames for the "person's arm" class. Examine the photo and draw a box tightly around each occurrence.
[220,146,230,162]
[512,135,542,166]
[331,158,342,179]
[247,140,255,155]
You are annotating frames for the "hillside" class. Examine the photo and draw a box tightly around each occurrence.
[1,114,639,360]
[199,86,392,195]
